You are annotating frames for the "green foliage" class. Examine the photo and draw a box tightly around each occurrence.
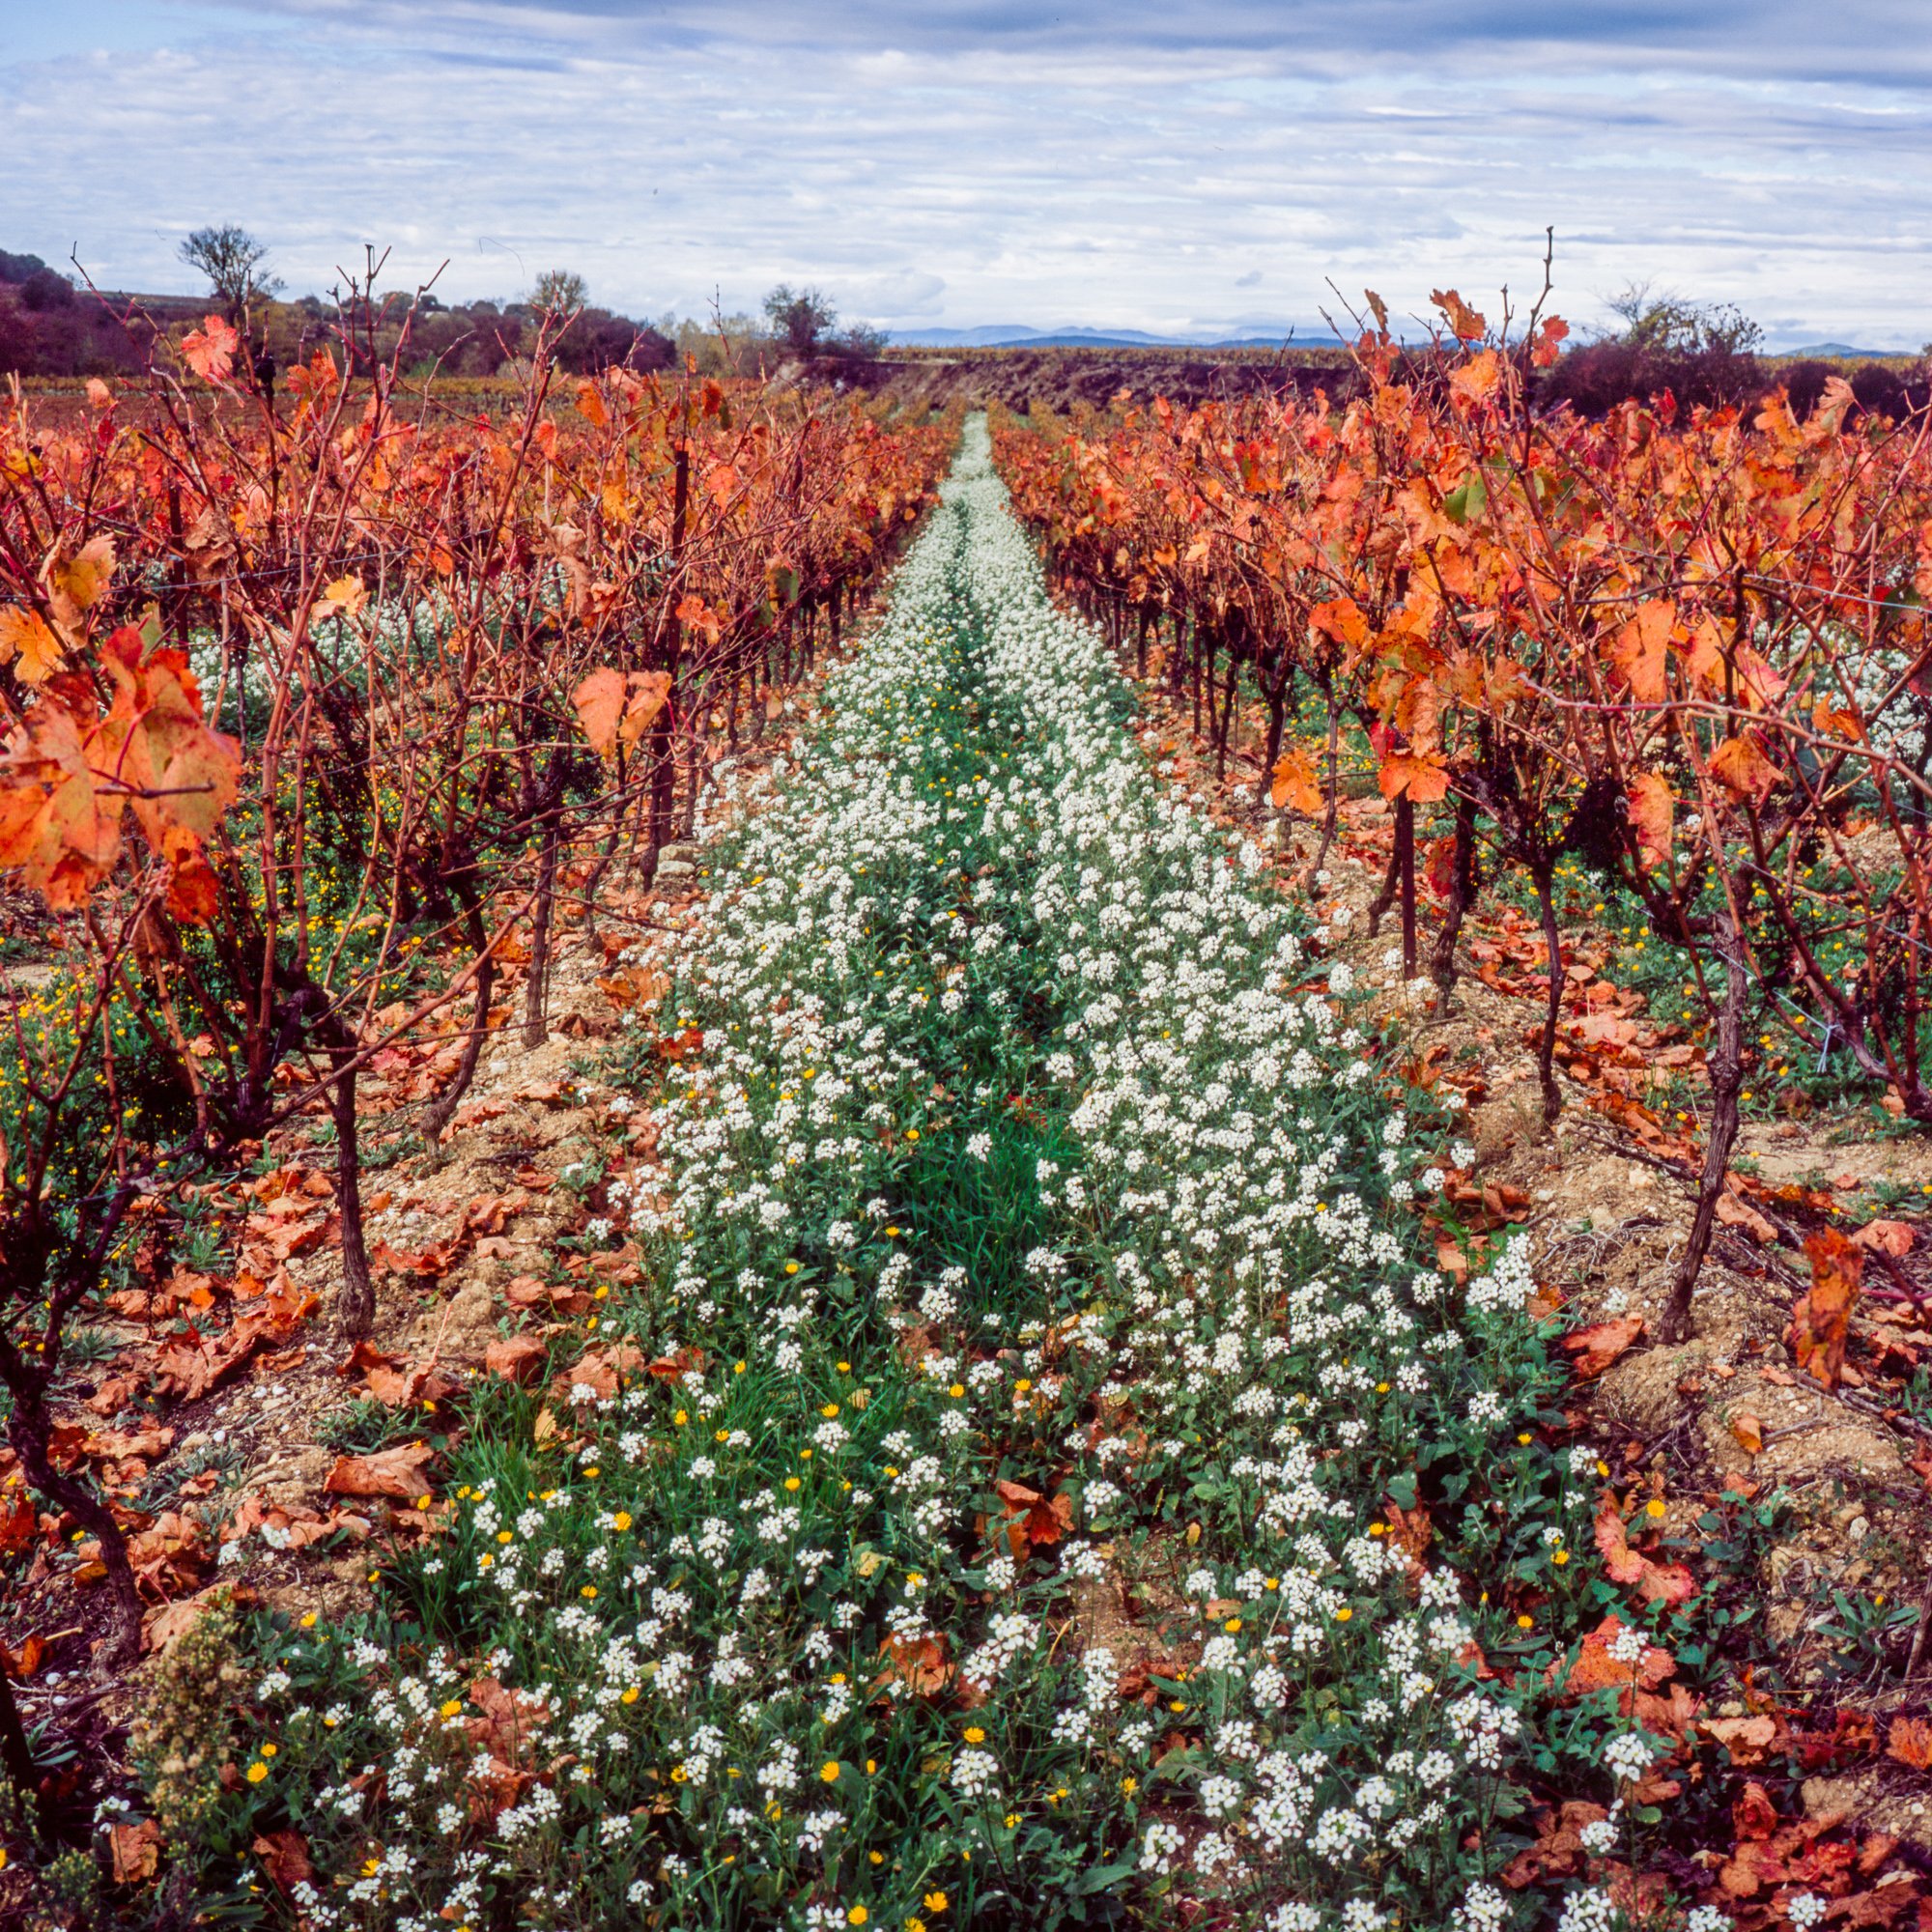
[1603,281,1763,356]
[530,269,589,315]
[764,285,838,357]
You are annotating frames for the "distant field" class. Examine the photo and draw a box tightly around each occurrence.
[12,337,1923,426]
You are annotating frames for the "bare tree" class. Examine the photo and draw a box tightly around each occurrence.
[178,224,282,323]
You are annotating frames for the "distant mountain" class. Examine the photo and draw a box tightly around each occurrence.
[1776,340,1914,359]
[889,326,1920,359]
[886,323,1348,351]
[885,325,1047,347]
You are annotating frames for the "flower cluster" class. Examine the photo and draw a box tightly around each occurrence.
[205,418,1641,1931]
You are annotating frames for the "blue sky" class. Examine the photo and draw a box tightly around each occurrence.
[2,0,1928,346]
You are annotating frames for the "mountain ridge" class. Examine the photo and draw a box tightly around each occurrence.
[886,325,1919,358]
[885,323,1347,351]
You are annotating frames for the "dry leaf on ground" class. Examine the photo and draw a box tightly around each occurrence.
[323,1440,435,1500]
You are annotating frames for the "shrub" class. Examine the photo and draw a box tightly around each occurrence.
[1849,360,1926,420]
[129,1593,248,1839]
[1536,340,1765,416]
[1779,358,1839,420]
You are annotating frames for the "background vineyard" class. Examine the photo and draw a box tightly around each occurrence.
[4,277,1932,1929]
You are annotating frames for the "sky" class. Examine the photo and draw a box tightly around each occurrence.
[1,0,1928,348]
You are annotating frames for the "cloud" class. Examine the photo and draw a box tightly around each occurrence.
[2,1,1927,344]
[152,0,1932,79]
[838,270,949,322]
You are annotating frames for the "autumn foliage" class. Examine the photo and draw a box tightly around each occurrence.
[0,272,950,1656]
[994,289,1932,1342]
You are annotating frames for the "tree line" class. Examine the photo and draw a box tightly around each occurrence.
[0,226,892,385]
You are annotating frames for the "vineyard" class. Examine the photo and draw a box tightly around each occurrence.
[3,289,1932,1932]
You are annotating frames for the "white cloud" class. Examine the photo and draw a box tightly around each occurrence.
[0,1,1926,344]
[838,270,948,322]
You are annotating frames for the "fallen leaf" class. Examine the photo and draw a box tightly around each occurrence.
[1561,1316,1645,1379]
[108,1817,164,1884]
[323,1440,435,1500]
[466,1676,551,1763]
[251,1830,313,1897]
[647,1345,706,1382]
[504,1274,593,1315]
[370,1238,458,1279]
[1852,1219,1915,1259]
[874,1632,953,1699]
[596,965,670,1011]
[465,1752,532,1821]
[1500,1800,1611,1887]
[1889,1716,1932,1771]
[566,1344,645,1400]
[486,1335,550,1384]
[1715,1187,1778,1245]
[143,1595,220,1652]
[1730,1412,1765,1457]
[1548,1614,1677,1705]
[365,1355,458,1407]
[338,1338,395,1378]
[994,1478,1075,1556]
[1718,1841,1772,1900]
[1384,1501,1434,1569]
[126,1511,213,1589]
[150,1286,317,1401]
[1701,1714,1780,1764]
[1594,1500,1696,1606]
[0,1482,38,1554]
[1733,1778,1779,1843]
[0,1633,45,1679]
